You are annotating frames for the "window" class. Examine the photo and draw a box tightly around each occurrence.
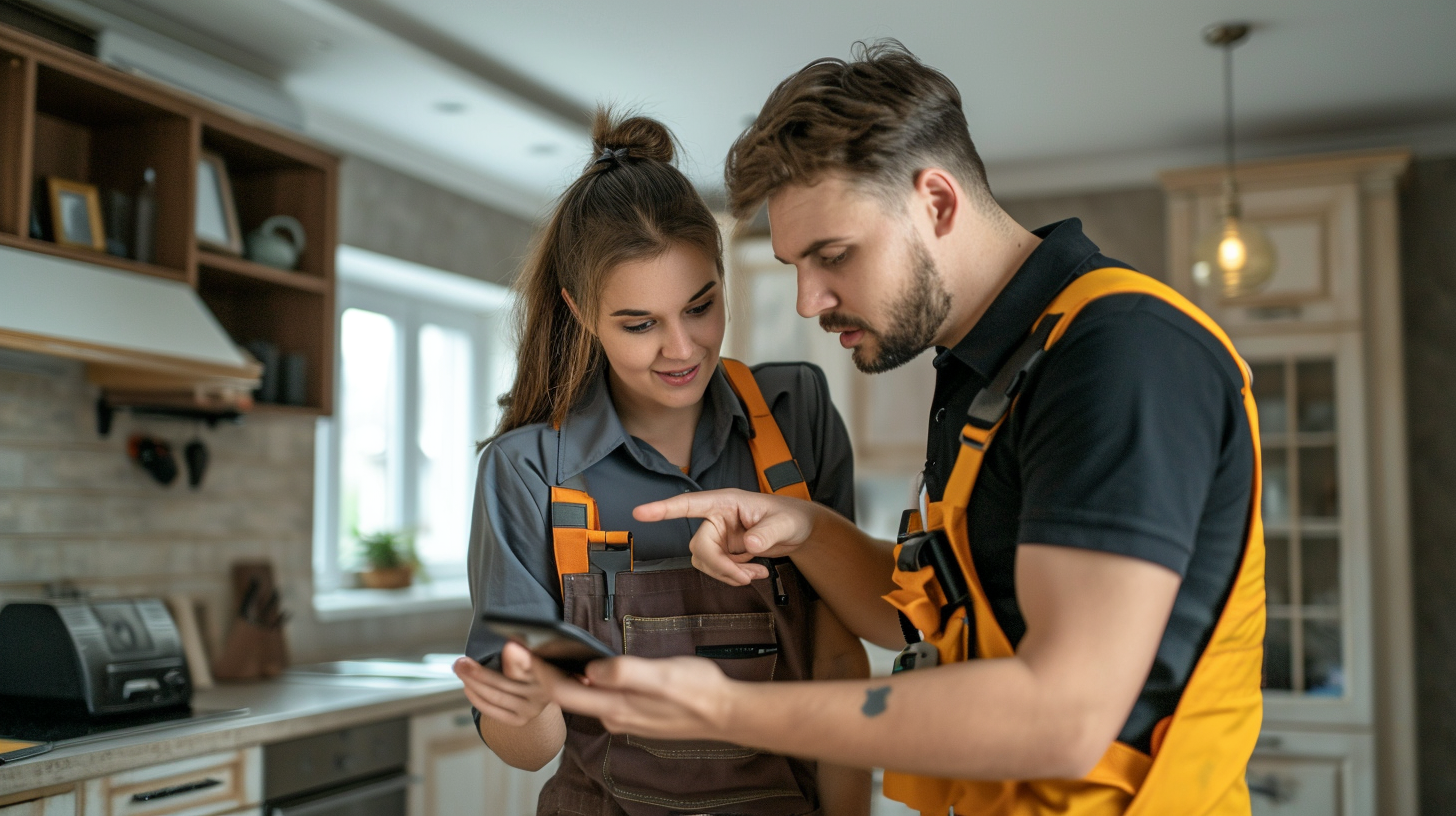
[315,246,515,600]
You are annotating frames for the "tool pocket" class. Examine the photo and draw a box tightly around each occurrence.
[602,613,814,814]
[623,612,778,680]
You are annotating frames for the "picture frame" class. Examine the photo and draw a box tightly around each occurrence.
[46,177,105,251]
[195,150,242,254]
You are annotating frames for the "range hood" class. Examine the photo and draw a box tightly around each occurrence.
[0,244,261,406]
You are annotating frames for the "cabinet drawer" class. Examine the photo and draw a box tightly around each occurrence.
[1248,728,1374,816]
[1248,757,1340,816]
[0,791,77,816]
[83,748,260,816]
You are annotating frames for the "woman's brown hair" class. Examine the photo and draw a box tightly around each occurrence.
[485,109,723,447]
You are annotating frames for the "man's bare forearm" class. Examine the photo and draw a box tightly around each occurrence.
[720,659,1098,780]
[793,504,904,648]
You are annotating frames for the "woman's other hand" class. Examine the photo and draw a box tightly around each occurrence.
[454,641,555,727]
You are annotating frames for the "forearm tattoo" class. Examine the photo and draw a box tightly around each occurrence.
[861,686,890,717]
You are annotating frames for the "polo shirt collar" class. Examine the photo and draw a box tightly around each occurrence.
[556,363,750,483]
[935,218,1102,380]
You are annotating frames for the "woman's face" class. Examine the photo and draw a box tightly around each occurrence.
[593,243,724,414]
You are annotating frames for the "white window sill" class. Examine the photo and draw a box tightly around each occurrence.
[313,577,472,623]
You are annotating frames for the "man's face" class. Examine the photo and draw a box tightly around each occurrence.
[768,175,952,373]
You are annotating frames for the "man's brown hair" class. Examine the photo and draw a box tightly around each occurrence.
[725,40,992,220]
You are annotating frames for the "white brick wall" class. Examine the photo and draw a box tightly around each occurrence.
[0,358,472,663]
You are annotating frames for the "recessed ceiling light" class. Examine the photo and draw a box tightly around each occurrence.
[528,143,560,156]
[434,101,467,114]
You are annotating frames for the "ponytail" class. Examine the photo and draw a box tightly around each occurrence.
[483,108,722,448]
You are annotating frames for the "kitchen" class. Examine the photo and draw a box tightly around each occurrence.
[1,1,1455,815]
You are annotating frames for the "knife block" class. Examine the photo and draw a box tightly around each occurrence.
[213,561,289,681]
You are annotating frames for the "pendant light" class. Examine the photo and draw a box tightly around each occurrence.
[1191,23,1276,298]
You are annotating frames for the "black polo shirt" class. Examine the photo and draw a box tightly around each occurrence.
[924,219,1254,752]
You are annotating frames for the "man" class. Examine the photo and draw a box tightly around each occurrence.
[532,41,1265,815]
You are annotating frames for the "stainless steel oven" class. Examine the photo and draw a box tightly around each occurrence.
[263,718,408,816]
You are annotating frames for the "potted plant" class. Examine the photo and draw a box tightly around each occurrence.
[357,530,421,589]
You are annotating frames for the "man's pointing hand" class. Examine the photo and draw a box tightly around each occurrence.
[633,488,819,585]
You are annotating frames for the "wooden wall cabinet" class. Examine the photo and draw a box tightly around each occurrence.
[1162,149,1414,816]
[0,22,337,414]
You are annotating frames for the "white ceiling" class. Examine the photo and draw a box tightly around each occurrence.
[60,0,1456,219]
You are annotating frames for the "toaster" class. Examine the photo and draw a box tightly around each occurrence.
[0,599,192,715]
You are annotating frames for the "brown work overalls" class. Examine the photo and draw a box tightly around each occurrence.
[536,359,822,816]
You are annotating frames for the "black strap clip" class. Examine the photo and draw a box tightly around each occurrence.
[589,536,632,621]
[896,530,970,614]
[751,557,790,605]
[966,312,1062,431]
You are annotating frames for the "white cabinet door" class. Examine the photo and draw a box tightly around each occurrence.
[409,708,557,816]
[0,791,77,816]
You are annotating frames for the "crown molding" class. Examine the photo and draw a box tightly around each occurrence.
[987,117,1456,199]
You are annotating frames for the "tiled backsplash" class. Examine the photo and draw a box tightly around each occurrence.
[0,353,472,664]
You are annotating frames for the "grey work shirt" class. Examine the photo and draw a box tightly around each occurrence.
[464,362,855,660]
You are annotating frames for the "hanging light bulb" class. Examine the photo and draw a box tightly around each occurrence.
[1192,180,1277,298]
[1191,23,1277,299]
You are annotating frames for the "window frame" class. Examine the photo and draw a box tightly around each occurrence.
[314,246,513,595]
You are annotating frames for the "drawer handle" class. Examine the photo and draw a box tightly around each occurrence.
[131,777,223,802]
[1247,773,1297,804]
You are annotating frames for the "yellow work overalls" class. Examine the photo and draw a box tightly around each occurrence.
[884,268,1266,816]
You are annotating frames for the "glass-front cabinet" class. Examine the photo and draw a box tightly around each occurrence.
[1240,333,1372,729]
[1257,358,1343,697]
[1163,150,1412,816]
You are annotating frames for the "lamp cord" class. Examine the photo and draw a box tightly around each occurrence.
[1222,40,1239,212]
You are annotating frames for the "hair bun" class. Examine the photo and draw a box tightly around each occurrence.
[590,108,675,165]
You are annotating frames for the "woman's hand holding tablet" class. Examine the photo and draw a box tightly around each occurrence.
[478,611,618,675]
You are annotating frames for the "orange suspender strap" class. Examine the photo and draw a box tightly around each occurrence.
[550,476,632,600]
[719,358,812,502]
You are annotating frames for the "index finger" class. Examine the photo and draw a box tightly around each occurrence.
[633,490,738,523]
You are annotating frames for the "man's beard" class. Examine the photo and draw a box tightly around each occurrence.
[820,235,951,374]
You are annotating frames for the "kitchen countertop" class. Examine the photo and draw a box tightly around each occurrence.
[0,671,469,797]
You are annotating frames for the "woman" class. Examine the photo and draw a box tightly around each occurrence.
[452,110,870,816]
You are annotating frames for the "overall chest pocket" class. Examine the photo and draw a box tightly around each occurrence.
[604,612,814,814]
[623,612,779,680]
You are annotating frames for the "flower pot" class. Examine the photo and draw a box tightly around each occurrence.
[360,566,413,589]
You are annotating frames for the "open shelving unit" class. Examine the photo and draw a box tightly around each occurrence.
[0,21,338,414]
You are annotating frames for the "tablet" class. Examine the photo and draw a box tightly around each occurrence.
[480,611,617,674]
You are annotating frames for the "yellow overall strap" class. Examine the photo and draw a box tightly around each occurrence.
[720,358,813,502]
[882,268,1265,815]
